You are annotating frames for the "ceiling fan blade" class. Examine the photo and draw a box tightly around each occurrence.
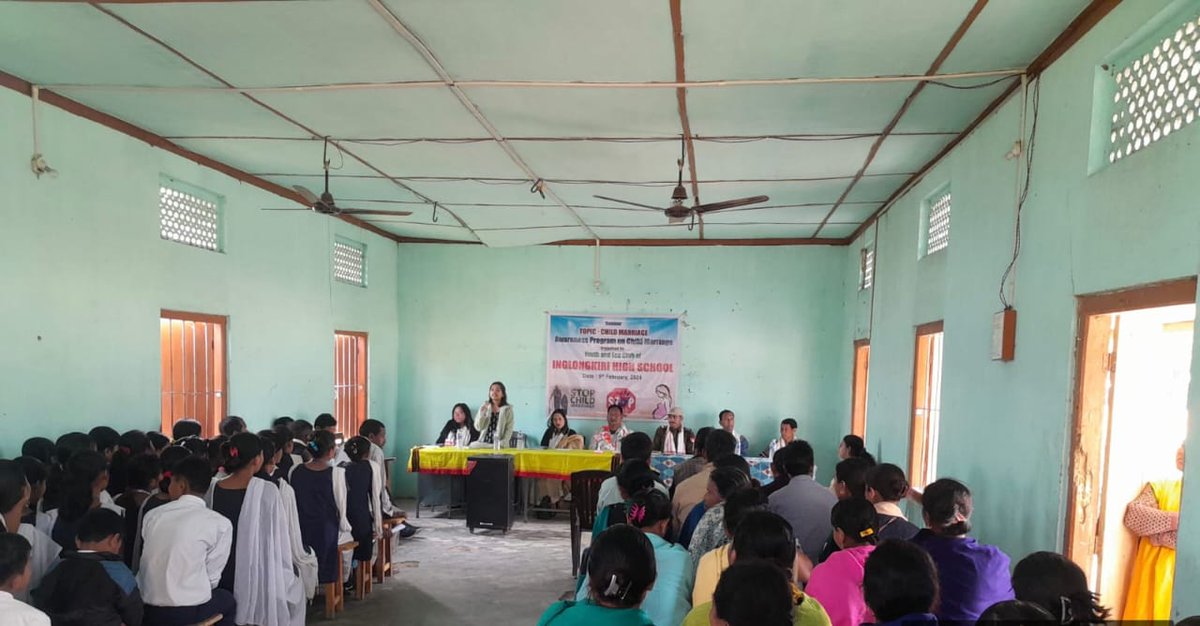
[593,195,663,211]
[337,209,414,217]
[693,195,770,214]
[293,185,320,205]
[261,208,314,211]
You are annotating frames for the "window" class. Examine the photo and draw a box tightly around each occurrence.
[851,340,870,438]
[1105,11,1200,164]
[909,322,944,489]
[921,187,951,257]
[859,247,875,290]
[333,238,367,287]
[160,176,222,252]
[161,311,227,437]
[334,331,368,434]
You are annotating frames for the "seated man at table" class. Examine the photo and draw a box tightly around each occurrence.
[596,433,667,511]
[671,430,738,535]
[718,410,750,456]
[652,407,695,455]
[592,404,632,452]
[761,418,798,458]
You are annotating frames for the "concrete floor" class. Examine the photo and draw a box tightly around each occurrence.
[308,502,578,625]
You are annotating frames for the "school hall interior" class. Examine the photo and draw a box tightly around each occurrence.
[2,0,1200,625]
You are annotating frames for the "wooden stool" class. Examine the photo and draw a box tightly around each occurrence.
[186,615,223,626]
[323,541,359,618]
[374,516,405,583]
[354,555,371,600]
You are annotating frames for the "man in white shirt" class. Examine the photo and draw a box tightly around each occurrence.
[315,413,352,465]
[718,409,750,456]
[595,433,668,511]
[138,457,236,626]
[360,419,418,538]
[0,533,51,626]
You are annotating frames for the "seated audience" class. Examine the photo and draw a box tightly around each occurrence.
[14,458,47,526]
[691,488,765,606]
[270,425,297,477]
[253,434,285,485]
[290,431,352,592]
[866,463,920,541]
[577,490,693,626]
[653,407,695,454]
[688,461,752,564]
[139,457,235,626]
[671,430,737,534]
[360,419,415,535]
[438,403,480,447]
[539,524,656,625]
[219,416,247,439]
[106,430,150,498]
[977,600,1055,624]
[593,404,631,452]
[146,432,170,456]
[0,532,51,625]
[88,427,121,464]
[707,561,795,626]
[911,478,1013,622]
[717,410,750,456]
[33,508,143,626]
[128,446,191,573]
[805,497,879,626]
[760,447,791,500]
[767,440,837,562]
[476,381,515,448]
[683,509,831,626]
[670,427,713,490]
[170,420,203,442]
[597,433,666,512]
[1012,551,1109,624]
[862,540,939,626]
[341,436,383,587]
[272,416,295,429]
[43,450,122,551]
[818,456,876,562]
[763,418,798,458]
[114,455,161,566]
[0,461,61,602]
[313,413,350,465]
[289,420,315,463]
[21,439,55,466]
[593,462,658,535]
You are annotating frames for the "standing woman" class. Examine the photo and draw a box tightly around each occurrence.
[1122,444,1185,621]
[437,403,479,447]
[476,381,515,447]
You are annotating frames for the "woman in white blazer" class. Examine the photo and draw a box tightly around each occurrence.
[475,381,515,447]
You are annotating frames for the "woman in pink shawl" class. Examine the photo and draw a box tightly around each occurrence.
[804,498,877,626]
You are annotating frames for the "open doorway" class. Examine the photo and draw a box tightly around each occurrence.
[1066,278,1195,618]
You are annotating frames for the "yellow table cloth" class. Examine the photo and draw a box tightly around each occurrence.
[408,446,615,480]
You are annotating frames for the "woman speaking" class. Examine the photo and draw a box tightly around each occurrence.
[475,381,515,447]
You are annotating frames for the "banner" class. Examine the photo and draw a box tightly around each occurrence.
[546,313,680,421]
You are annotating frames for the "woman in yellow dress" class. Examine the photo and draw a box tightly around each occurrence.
[1122,444,1185,620]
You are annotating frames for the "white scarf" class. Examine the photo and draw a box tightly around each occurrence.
[664,429,686,455]
[276,479,319,599]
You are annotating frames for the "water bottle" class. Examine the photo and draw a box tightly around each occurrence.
[493,435,500,451]
[517,434,525,450]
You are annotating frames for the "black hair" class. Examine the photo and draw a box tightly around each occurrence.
[308,430,337,460]
[835,457,876,499]
[866,463,910,502]
[712,561,794,626]
[177,436,208,458]
[545,409,570,435]
[0,461,28,516]
[722,487,765,534]
[172,420,203,441]
[88,426,121,454]
[146,432,170,453]
[711,465,752,500]
[587,524,656,608]
[923,478,973,536]
[21,438,55,465]
[221,433,263,473]
[257,435,277,466]
[1012,551,1110,624]
[770,446,790,477]
[488,381,509,407]
[314,413,337,431]
[842,434,867,457]
[780,418,798,430]
[157,446,192,492]
[625,489,671,529]
[75,508,124,544]
[705,429,738,462]
[107,430,152,496]
[172,456,214,495]
[54,433,96,466]
[607,403,624,414]
[60,450,107,523]
[713,454,751,479]
[619,432,653,463]
[451,403,477,429]
[782,440,815,477]
[15,457,47,488]
[359,418,386,439]
[220,415,247,437]
[732,511,795,571]
[693,427,714,455]
[267,426,293,454]
[0,532,32,586]
[978,600,1056,624]
[345,436,372,462]
[272,416,295,429]
[290,419,314,440]
[616,460,656,497]
[831,497,879,546]
[125,455,162,492]
[863,540,939,622]
[718,409,734,421]
[207,436,228,472]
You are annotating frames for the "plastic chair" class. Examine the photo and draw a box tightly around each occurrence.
[569,470,611,577]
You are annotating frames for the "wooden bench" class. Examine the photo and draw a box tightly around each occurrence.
[323,541,359,618]
[374,516,406,583]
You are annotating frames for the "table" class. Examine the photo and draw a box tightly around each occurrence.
[649,453,774,487]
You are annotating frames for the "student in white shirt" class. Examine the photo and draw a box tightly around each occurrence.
[0,461,61,603]
[139,456,235,626]
[360,419,417,538]
[314,414,351,466]
[0,533,52,626]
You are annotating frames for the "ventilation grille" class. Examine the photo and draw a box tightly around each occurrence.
[160,182,220,251]
[926,191,952,256]
[860,247,875,290]
[333,240,367,286]
[1108,16,1200,163]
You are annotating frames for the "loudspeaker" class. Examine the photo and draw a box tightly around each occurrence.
[465,454,514,534]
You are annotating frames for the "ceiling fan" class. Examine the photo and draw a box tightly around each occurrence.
[594,138,768,225]
[262,137,412,218]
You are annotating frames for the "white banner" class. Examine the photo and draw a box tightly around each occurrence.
[546,313,680,420]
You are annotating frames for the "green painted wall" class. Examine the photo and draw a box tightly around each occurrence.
[393,244,851,495]
[843,0,1200,618]
[0,87,401,455]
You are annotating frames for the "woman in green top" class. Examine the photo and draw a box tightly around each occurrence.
[539,524,657,626]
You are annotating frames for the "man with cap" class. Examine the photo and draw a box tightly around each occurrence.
[652,407,695,455]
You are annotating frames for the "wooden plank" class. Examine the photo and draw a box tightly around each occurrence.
[850,342,870,438]
[159,318,172,433]
[170,320,185,428]
[1065,313,1116,573]
[1078,277,1199,316]
[547,237,849,247]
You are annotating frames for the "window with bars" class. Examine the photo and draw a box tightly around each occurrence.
[333,239,367,287]
[909,322,944,489]
[851,341,870,438]
[161,311,227,437]
[859,247,875,290]
[922,187,952,257]
[160,176,222,252]
[334,331,368,435]
[1105,12,1200,165]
